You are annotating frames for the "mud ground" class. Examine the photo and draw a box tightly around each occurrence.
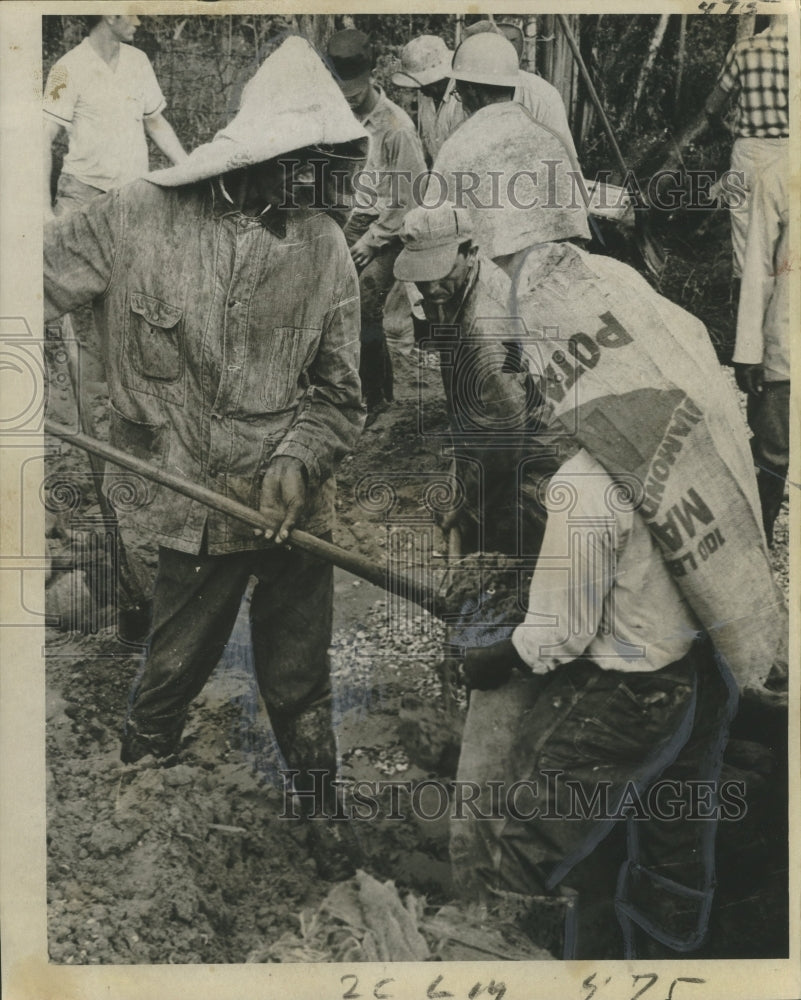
[44,337,790,965]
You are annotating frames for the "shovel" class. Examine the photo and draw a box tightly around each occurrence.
[44,420,535,653]
[45,419,440,612]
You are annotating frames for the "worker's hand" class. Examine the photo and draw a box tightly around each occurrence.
[257,456,307,544]
[350,237,378,270]
[462,638,527,692]
[734,362,764,396]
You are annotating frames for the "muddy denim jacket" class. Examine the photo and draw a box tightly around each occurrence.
[44,179,364,554]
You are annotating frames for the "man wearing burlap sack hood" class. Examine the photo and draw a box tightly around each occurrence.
[396,203,788,958]
[44,37,368,867]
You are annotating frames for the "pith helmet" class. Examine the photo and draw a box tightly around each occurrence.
[392,35,452,88]
[451,32,520,89]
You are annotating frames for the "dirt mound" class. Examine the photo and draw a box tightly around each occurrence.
[46,645,324,964]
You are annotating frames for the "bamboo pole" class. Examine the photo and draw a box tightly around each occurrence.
[736,13,756,41]
[523,16,537,74]
[555,14,629,180]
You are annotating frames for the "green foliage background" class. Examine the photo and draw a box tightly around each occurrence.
[42,13,745,169]
[43,12,769,357]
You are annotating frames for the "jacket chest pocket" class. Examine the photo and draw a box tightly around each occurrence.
[261,326,320,412]
[123,292,186,405]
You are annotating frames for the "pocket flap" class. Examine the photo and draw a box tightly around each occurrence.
[130,292,183,329]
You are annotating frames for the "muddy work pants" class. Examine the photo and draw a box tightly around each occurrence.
[123,540,338,811]
[451,642,737,958]
[343,213,399,410]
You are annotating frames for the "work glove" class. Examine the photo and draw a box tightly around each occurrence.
[733,362,764,397]
[462,638,528,692]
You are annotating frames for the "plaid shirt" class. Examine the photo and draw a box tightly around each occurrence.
[717,21,789,138]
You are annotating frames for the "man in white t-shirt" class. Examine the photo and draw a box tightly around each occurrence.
[43,14,186,219]
[42,15,188,629]
[43,15,187,378]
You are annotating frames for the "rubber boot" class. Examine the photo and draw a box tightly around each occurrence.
[271,698,363,880]
[120,715,185,766]
[361,337,393,425]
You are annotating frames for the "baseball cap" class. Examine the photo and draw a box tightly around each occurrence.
[326,29,374,97]
[394,204,473,282]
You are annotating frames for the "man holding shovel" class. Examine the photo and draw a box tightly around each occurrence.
[44,37,367,868]
[395,204,787,957]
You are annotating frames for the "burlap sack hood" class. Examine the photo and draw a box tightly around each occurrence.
[148,35,368,187]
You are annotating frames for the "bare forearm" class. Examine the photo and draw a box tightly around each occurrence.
[145,114,187,165]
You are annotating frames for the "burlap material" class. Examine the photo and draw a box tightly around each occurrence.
[509,242,786,688]
[429,103,591,260]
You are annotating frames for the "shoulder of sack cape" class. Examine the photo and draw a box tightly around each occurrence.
[432,100,547,164]
[461,255,514,329]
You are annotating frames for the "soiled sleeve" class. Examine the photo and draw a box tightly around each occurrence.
[43,188,121,322]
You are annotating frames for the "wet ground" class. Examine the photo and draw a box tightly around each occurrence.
[44,342,790,964]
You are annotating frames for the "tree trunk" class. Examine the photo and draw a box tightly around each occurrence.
[625,13,669,127]
[576,16,600,157]
[523,16,538,73]
[675,13,687,120]
[296,14,336,52]
[546,13,577,118]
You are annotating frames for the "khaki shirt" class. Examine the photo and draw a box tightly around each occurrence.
[351,87,427,247]
[416,81,465,164]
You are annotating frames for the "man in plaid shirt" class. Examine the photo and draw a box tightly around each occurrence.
[656,16,789,276]
[716,16,789,275]
[651,17,790,551]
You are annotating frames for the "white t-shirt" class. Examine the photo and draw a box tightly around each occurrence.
[512,449,700,674]
[44,37,166,191]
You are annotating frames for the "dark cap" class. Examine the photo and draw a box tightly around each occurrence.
[326,29,374,97]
